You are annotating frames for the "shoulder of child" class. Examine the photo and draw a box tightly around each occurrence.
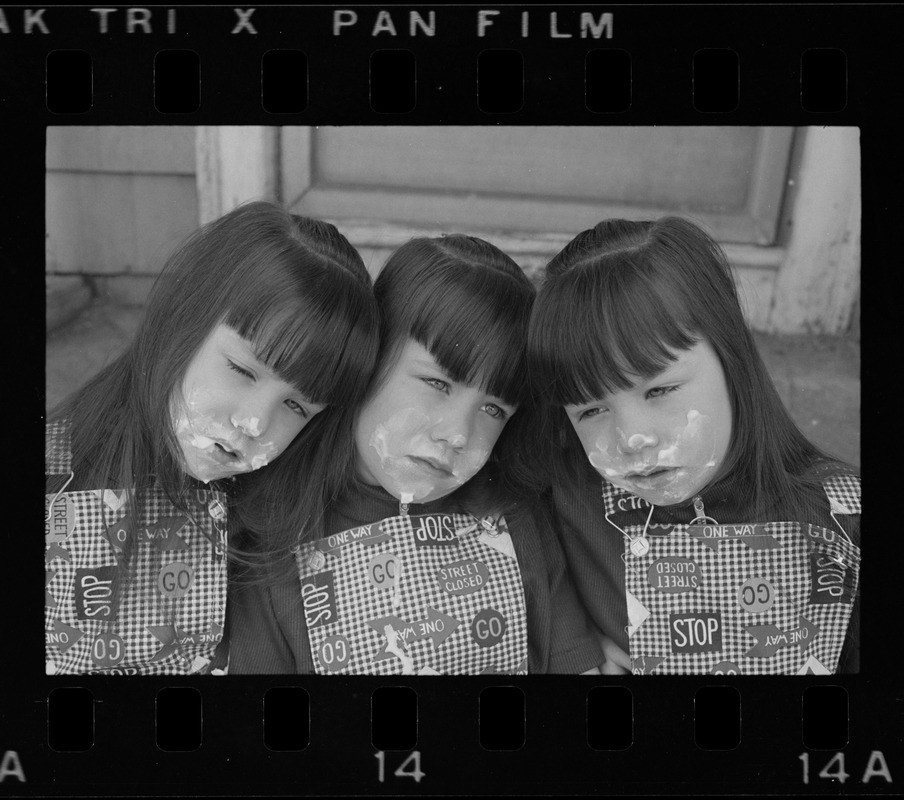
[816,465,861,516]
[45,418,73,476]
[810,465,861,549]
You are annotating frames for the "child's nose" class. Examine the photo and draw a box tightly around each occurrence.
[429,408,471,450]
[231,398,272,439]
[231,413,265,438]
[442,431,468,449]
[615,426,659,455]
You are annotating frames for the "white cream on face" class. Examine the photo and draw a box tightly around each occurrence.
[368,407,489,504]
[571,340,733,506]
[170,324,321,484]
[172,387,280,484]
[588,409,720,504]
[232,416,262,437]
[355,340,511,506]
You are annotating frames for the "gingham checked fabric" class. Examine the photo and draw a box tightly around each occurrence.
[45,421,228,675]
[294,512,529,675]
[606,476,861,675]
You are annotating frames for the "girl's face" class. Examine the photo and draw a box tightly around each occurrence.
[355,339,516,505]
[564,339,733,506]
[171,324,326,483]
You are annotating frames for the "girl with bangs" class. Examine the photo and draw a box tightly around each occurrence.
[45,201,378,675]
[227,234,603,675]
[529,216,860,675]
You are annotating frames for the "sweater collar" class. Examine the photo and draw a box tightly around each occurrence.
[649,471,746,524]
[331,479,454,532]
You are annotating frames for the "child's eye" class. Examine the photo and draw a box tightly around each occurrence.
[578,406,608,421]
[227,360,255,380]
[284,398,310,419]
[482,403,508,421]
[422,377,450,393]
[646,384,680,400]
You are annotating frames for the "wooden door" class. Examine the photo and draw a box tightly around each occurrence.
[281,126,794,245]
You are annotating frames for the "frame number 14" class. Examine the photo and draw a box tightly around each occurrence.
[375,751,425,784]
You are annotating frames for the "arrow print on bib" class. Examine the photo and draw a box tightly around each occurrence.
[45,543,71,564]
[101,517,133,554]
[47,619,85,653]
[745,615,820,658]
[148,621,224,661]
[147,625,181,662]
[136,514,189,550]
[478,529,516,558]
[626,590,650,637]
[632,654,666,674]
[45,570,58,608]
[368,607,461,654]
[97,489,127,512]
[797,655,831,675]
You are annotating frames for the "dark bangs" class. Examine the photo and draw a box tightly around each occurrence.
[226,262,378,407]
[377,236,535,407]
[417,270,532,406]
[531,239,700,406]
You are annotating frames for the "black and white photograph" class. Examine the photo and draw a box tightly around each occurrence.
[45,125,861,677]
[3,2,896,795]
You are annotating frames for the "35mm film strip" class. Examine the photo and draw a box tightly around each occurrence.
[4,3,898,797]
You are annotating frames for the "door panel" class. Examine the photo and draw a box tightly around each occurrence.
[282,126,794,245]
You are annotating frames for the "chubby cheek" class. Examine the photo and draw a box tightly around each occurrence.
[173,387,234,447]
[584,436,618,479]
[170,388,284,482]
[367,408,491,504]
[653,410,720,470]
[369,408,432,456]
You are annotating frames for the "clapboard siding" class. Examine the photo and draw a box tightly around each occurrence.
[46,127,196,174]
[46,172,198,274]
[46,127,198,285]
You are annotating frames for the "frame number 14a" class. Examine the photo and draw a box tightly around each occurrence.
[799,751,893,785]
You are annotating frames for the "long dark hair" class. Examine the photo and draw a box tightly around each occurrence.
[238,233,539,577]
[51,200,379,561]
[372,236,533,405]
[528,216,854,518]
[366,234,539,517]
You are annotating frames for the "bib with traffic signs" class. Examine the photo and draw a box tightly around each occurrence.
[45,420,228,675]
[295,512,528,675]
[609,475,861,675]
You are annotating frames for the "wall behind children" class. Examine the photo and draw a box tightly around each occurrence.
[46,125,860,337]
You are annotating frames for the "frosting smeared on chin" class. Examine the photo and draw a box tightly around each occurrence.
[368,408,489,504]
[171,390,279,483]
[588,409,721,505]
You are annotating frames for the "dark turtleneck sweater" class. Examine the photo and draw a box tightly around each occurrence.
[552,460,860,673]
[226,479,603,674]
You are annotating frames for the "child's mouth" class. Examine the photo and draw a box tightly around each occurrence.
[408,455,454,478]
[625,466,677,486]
[628,466,670,477]
[213,442,240,460]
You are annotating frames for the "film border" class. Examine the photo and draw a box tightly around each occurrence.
[3,2,896,796]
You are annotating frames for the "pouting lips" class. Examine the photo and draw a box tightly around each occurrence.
[626,466,674,479]
[409,456,454,477]
[214,442,240,459]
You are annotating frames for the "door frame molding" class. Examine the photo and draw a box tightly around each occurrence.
[195,127,279,224]
[195,126,860,334]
